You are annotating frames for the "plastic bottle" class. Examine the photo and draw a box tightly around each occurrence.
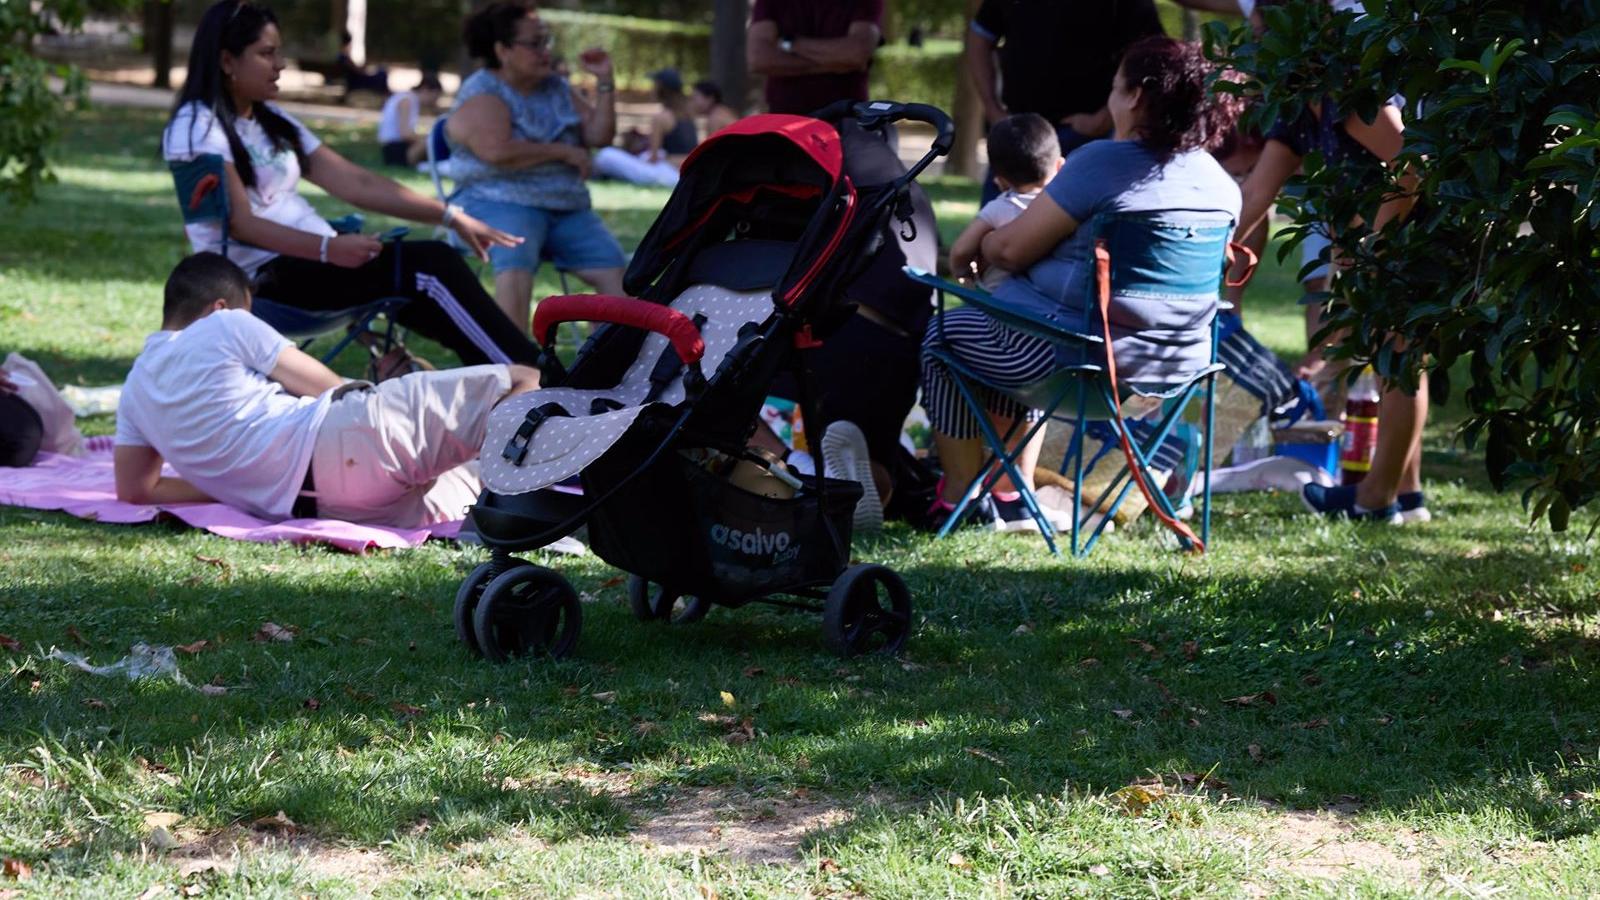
[1340,368,1381,485]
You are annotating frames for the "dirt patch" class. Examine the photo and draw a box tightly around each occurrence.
[166,826,400,890]
[1241,808,1426,887]
[631,787,852,865]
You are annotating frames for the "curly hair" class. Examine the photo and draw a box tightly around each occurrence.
[464,0,537,69]
[1119,37,1241,160]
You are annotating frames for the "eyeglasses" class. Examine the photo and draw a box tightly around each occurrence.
[509,32,555,51]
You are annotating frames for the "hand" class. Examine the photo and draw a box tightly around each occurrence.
[949,249,978,282]
[326,233,383,268]
[1061,109,1111,137]
[578,47,613,81]
[450,209,524,263]
[0,368,15,395]
[563,144,592,179]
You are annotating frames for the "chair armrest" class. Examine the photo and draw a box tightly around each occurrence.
[901,267,1103,346]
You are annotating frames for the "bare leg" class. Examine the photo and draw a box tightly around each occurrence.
[494,269,534,334]
[933,412,1043,503]
[1355,375,1427,510]
[575,267,626,296]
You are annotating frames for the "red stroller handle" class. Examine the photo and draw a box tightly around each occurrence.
[533,295,707,365]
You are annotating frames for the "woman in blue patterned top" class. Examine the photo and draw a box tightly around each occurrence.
[446,0,628,330]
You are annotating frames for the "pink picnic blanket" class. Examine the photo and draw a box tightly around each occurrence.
[0,442,461,554]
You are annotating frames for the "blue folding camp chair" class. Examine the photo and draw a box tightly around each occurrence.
[911,211,1256,557]
[168,154,410,369]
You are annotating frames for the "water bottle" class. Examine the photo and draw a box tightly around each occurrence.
[1340,368,1381,485]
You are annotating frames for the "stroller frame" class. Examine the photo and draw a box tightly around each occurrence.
[453,101,955,662]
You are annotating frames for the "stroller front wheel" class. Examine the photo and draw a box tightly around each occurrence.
[822,564,912,658]
[627,575,710,624]
[473,564,583,662]
[454,560,519,657]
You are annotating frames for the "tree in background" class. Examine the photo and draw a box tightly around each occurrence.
[1209,0,1600,531]
[1,0,96,205]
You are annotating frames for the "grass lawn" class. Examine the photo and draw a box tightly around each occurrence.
[2,106,1598,898]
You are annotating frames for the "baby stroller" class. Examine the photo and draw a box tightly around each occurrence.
[452,101,955,662]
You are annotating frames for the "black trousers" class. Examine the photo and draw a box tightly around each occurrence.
[254,240,539,366]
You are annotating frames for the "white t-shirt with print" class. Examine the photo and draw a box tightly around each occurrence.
[115,309,332,520]
[163,102,335,278]
[974,187,1041,291]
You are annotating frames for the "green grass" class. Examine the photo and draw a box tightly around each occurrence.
[2,106,1598,898]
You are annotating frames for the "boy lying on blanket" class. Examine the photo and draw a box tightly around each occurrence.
[114,253,540,528]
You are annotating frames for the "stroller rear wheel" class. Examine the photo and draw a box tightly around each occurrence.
[822,564,912,658]
[473,564,583,662]
[627,575,710,624]
[454,560,521,657]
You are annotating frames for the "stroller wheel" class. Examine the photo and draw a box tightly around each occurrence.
[473,565,583,662]
[627,576,710,624]
[822,564,912,658]
[454,561,512,656]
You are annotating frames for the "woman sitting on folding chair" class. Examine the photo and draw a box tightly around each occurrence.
[163,1,540,368]
[920,36,1243,532]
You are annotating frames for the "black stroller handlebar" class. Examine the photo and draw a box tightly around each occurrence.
[812,99,956,159]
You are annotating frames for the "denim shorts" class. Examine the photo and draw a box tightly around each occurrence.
[460,198,626,275]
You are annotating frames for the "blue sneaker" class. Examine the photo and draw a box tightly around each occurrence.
[1397,491,1431,524]
[1301,483,1402,524]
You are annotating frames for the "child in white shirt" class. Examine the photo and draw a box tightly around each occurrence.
[949,113,1063,291]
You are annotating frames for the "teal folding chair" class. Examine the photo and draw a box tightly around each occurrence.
[911,211,1254,557]
[167,153,410,368]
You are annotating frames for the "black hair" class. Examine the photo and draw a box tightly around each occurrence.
[163,252,252,326]
[1118,36,1240,160]
[464,0,537,70]
[986,113,1060,186]
[170,1,309,190]
[417,73,444,93]
[692,80,723,104]
[0,393,43,469]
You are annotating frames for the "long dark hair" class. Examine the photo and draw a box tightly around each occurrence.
[1119,37,1239,160]
[464,0,536,70]
[171,1,308,189]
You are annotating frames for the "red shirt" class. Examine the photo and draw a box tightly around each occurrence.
[752,0,883,115]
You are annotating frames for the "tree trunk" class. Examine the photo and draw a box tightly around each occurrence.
[946,0,985,180]
[143,1,174,90]
[710,0,750,113]
[1182,9,1200,40]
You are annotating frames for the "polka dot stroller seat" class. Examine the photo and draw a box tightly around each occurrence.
[452,102,957,664]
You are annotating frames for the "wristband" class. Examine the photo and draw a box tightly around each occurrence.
[442,203,462,228]
[319,234,330,264]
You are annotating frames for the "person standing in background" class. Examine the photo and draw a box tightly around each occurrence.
[965,0,1165,203]
[746,0,883,116]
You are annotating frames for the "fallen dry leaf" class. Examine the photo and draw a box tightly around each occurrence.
[135,885,167,900]
[719,690,737,707]
[193,554,232,579]
[964,746,1005,766]
[1181,640,1198,661]
[741,666,765,678]
[697,712,737,727]
[390,702,425,719]
[1223,691,1277,707]
[82,698,107,710]
[343,685,375,703]
[1,858,31,881]
[633,721,659,737]
[253,622,295,643]
[1299,672,1324,687]
[143,811,183,830]
[1375,714,1394,726]
[1112,783,1165,815]
[1089,863,1112,877]
[598,576,626,589]
[775,675,803,686]
[1079,657,1101,668]
[174,640,209,655]
[258,564,284,573]
[818,857,841,873]
[1112,708,1134,720]
[250,810,298,834]
[1291,717,1329,730]
[1128,639,1162,657]
[1012,623,1033,636]
[947,851,973,870]
[0,634,20,653]
[591,691,617,703]
[65,626,88,647]
[302,698,321,711]
[1172,772,1229,790]
[1247,743,1263,763]
[198,685,226,697]
[723,717,757,746]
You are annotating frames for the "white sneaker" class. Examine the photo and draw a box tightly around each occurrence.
[821,421,883,533]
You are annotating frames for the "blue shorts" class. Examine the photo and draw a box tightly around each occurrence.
[460,199,626,275]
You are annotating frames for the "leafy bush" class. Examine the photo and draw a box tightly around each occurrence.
[871,41,961,107]
[1207,0,1600,531]
[1,0,91,205]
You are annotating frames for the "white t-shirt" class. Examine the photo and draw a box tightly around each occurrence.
[974,188,1041,291]
[115,309,332,519]
[163,102,335,278]
[1237,0,1364,14]
[378,91,418,144]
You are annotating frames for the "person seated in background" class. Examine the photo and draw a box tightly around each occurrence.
[336,29,390,98]
[447,0,628,330]
[378,72,443,167]
[921,37,1242,533]
[948,113,1062,291]
[592,68,697,188]
[690,79,738,135]
[114,253,540,528]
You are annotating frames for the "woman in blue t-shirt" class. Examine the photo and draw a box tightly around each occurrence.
[920,37,1242,532]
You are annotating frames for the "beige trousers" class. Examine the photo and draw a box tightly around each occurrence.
[308,365,512,528]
